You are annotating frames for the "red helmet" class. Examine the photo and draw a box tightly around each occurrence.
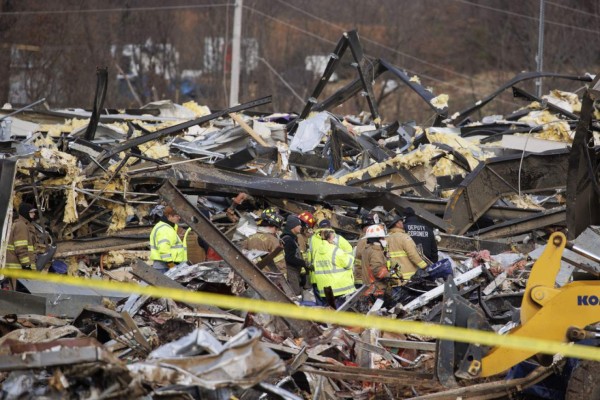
[297,211,316,228]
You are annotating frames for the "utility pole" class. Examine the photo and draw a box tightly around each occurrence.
[229,0,243,106]
[535,0,545,98]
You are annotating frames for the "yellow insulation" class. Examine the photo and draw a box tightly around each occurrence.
[546,90,582,113]
[182,101,211,118]
[430,94,449,110]
[138,141,170,159]
[426,129,491,176]
[327,145,442,185]
[505,194,545,210]
[104,251,150,269]
[518,110,572,142]
[104,202,135,233]
[313,207,333,225]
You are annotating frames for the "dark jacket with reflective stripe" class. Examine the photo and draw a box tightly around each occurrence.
[403,215,438,263]
[281,230,306,269]
[6,215,37,269]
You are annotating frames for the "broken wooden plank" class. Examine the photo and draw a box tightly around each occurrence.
[229,112,270,147]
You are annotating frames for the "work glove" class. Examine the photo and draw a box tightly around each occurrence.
[167,262,175,269]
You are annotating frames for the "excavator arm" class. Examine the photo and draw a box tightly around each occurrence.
[436,232,600,383]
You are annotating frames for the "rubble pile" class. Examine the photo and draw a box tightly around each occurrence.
[0,31,599,399]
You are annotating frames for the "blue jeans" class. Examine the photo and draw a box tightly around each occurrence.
[152,260,169,274]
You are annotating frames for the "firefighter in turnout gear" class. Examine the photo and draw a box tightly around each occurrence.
[5,203,44,290]
[312,227,355,308]
[387,213,428,280]
[361,224,390,297]
[353,212,381,287]
[6,203,40,272]
[149,206,188,273]
[242,208,285,272]
[297,211,316,290]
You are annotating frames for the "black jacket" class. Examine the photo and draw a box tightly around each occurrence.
[403,215,438,263]
[280,230,306,269]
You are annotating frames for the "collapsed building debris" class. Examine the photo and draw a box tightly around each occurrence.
[0,30,599,399]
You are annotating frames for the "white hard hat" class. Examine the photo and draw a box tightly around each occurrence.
[363,224,387,239]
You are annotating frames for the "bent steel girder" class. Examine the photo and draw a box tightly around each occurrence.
[83,67,108,141]
[566,74,600,240]
[511,86,579,122]
[346,30,380,126]
[448,71,592,126]
[296,30,380,129]
[297,34,349,122]
[313,59,385,114]
[378,59,449,119]
[467,206,566,240]
[314,59,449,121]
[406,196,542,221]
[443,149,570,235]
[129,162,450,231]
[297,30,452,131]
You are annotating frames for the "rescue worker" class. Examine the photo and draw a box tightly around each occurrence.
[308,219,352,265]
[361,224,390,298]
[242,208,285,272]
[353,212,381,287]
[6,203,40,289]
[312,227,355,308]
[297,211,316,260]
[402,207,438,263]
[297,211,316,289]
[387,213,428,280]
[280,215,306,296]
[149,206,187,273]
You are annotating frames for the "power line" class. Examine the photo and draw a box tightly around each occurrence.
[242,4,492,97]
[273,0,486,84]
[253,2,512,98]
[258,57,305,104]
[0,3,232,16]
[242,5,337,45]
[451,0,600,35]
[546,1,600,19]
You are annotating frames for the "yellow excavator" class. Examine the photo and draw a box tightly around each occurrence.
[436,232,600,398]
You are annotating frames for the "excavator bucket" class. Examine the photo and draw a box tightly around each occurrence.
[435,279,492,387]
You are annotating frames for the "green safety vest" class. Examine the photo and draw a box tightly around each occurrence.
[312,240,355,298]
[149,221,186,263]
[308,229,352,264]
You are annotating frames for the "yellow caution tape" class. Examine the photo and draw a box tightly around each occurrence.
[3,268,600,363]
